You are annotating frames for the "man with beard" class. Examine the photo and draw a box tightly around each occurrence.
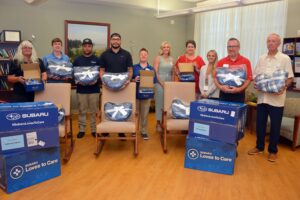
[99,33,133,139]
[73,38,100,139]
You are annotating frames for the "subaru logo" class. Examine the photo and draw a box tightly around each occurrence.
[187,149,199,160]
[6,113,21,121]
[10,165,24,179]
[197,106,207,112]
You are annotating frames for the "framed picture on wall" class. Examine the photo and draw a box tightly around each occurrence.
[64,20,110,62]
[1,30,21,42]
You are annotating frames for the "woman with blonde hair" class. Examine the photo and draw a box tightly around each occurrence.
[153,41,174,132]
[199,50,219,99]
[8,40,47,102]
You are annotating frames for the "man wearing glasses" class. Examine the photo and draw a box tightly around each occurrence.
[214,38,252,103]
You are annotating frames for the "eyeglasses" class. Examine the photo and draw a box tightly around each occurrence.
[227,45,239,48]
[111,38,121,41]
[22,46,32,49]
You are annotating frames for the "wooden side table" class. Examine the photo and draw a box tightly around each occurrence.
[246,101,257,134]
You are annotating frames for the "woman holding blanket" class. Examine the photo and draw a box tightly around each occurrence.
[8,40,47,102]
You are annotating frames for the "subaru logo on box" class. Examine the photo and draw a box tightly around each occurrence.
[10,165,24,179]
[197,106,207,112]
[6,113,21,121]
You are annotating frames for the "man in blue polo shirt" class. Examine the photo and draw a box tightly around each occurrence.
[73,38,100,139]
[133,48,157,140]
[99,33,133,138]
[43,38,72,83]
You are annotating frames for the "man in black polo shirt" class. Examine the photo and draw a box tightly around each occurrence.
[100,32,133,82]
[73,38,100,139]
[99,33,133,138]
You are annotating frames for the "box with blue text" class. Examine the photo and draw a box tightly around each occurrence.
[0,147,61,193]
[188,120,244,144]
[0,102,58,132]
[0,127,59,154]
[184,136,236,175]
[190,99,247,126]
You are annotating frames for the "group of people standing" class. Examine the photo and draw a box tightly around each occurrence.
[7,32,294,162]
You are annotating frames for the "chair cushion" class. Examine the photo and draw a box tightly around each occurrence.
[216,67,246,87]
[255,69,288,93]
[102,72,129,90]
[73,66,99,85]
[167,119,189,131]
[178,73,195,82]
[104,102,132,121]
[171,99,190,119]
[97,121,136,133]
[47,61,73,79]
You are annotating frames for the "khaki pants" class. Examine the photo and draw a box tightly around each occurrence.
[77,93,99,133]
[136,99,151,133]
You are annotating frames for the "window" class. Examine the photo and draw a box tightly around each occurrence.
[194,0,288,67]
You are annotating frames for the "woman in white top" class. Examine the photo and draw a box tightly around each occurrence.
[199,50,219,99]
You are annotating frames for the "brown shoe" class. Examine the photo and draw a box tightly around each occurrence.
[248,148,263,155]
[156,123,162,132]
[268,153,277,162]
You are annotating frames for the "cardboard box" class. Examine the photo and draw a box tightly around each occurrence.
[21,63,44,92]
[188,120,244,144]
[178,63,194,73]
[0,127,59,154]
[0,147,61,193]
[140,70,154,89]
[184,136,236,175]
[0,102,58,132]
[190,99,247,126]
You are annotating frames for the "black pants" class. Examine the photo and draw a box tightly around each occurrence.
[219,91,245,103]
[256,103,284,153]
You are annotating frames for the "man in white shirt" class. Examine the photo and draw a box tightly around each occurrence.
[248,33,294,162]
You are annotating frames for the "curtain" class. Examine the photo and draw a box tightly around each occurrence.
[194,0,288,67]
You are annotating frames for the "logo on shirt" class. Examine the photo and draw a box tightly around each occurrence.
[91,61,97,64]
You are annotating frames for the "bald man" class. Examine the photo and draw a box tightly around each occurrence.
[248,33,294,162]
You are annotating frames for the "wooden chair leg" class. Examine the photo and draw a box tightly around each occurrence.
[94,135,105,157]
[163,128,168,153]
[292,117,300,151]
[134,133,138,157]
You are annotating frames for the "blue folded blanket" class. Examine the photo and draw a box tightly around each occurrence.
[104,102,132,121]
[47,61,73,79]
[102,72,129,90]
[255,69,288,93]
[179,73,195,82]
[216,67,246,87]
[73,66,99,85]
[171,99,190,119]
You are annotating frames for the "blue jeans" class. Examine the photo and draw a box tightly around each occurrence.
[256,103,284,153]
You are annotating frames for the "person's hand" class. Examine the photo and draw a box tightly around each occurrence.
[227,86,241,94]
[159,80,164,88]
[220,85,231,93]
[201,93,208,98]
[18,76,25,84]
[274,85,287,95]
[52,76,61,80]
[134,76,140,82]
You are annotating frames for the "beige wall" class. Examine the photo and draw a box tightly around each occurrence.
[0,0,188,63]
[286,0,300,37]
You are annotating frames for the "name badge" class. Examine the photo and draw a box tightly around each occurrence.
[204,85,209,91]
